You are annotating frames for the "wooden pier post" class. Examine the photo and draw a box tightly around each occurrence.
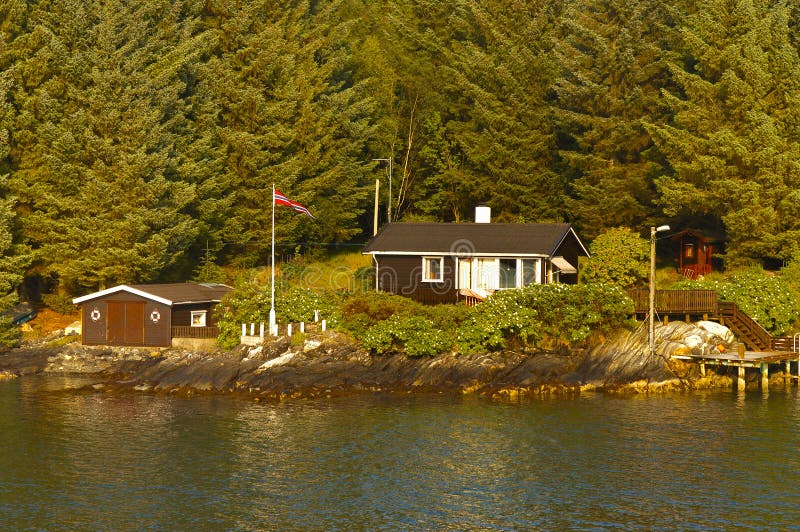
[736,344,746,391]
[760,363,769,391]
[700,363,706,377]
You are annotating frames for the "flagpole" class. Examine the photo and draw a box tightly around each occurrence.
[269,183,276,335]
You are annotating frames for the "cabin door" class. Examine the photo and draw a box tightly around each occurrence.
[107,301,145,345]
[458,259,472,289]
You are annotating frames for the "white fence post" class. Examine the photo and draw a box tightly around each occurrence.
[287,323,293,337]
[241,323,246,336]
[259,322,264,340]
[300,322,305,333]
[314,310,319,322]
[321,319,327,332]
[250,323,255,336]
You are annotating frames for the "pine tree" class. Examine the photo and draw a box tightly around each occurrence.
[554,0,672,240]
[7,0,204,292]
[446,0,563,223]
[648,0,800,265]
[197,0,374,265]
[0,80,28,346]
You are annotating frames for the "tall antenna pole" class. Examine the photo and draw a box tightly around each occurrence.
[269,184,276,335]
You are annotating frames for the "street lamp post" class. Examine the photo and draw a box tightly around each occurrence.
[372,158,393,222]
[649,224,671,357]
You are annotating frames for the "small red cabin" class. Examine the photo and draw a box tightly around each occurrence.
[671,229,719,279]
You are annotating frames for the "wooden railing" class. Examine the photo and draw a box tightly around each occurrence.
[171,326,220,339]
[770,337,800,353]
[627,289,719,315]
[718,302,772,351]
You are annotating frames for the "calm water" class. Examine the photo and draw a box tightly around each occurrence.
[2,378,800,531]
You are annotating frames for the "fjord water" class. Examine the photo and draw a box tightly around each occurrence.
[2,379,800,531]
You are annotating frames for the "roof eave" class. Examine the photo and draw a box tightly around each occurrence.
[72,285,173,306]
[549,226,590,258]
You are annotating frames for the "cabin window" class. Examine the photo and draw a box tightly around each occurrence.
[191,310,207,327]
[422,257,444,282]
[684,244,694,259]
[521,259,538,286]
[499,259,517,289]
[476,258,499,290]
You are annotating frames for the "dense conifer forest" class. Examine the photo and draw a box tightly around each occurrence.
[2,0,800,306]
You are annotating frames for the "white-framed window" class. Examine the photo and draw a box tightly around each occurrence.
[191,310,207,327]
[422,256,444,282]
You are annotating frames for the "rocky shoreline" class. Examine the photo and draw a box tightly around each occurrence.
[0,324,761,400]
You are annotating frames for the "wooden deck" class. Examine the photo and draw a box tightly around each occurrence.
[675,349,800,391]
[671,350,799,368]
[628,289,798,352]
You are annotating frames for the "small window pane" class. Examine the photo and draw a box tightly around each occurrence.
[499,259,517,289]
[522,260,536,286]
[423,257,443,281]
[191,311,207,327]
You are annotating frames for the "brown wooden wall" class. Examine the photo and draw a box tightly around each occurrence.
[80,291,172,347]
[375,255,460,304]
[172,302,221,327]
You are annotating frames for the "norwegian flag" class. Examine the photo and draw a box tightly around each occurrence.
[274,189,315,219]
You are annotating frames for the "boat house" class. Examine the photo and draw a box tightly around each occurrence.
[72,283,232,347]
[362,207,589,304]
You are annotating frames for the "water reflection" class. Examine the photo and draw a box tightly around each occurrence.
[2,380,800,530]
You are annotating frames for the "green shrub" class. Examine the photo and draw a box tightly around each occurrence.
[455,284,633,353]
[581,227,649,288]
[42,293,76,315]
[362,314,454,356]
[339,292,424,338]
[342,292,466,356]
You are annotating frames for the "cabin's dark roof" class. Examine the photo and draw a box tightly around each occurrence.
[363,223,587,256]
[128,283,232,304]
[72,283,232,306]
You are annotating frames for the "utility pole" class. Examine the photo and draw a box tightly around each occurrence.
[372,158,392,222]
[649,224,670,357]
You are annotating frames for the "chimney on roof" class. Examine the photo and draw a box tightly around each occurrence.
[475,205,491,223]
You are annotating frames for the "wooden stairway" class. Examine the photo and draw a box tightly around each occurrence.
[717,301,772,351]
[627,290,798,353]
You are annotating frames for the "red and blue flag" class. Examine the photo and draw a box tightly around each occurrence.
[274,189,315,219]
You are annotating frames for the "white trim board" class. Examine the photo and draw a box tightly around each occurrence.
[72,285,173,306]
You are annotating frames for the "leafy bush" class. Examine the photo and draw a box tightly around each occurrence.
[581,227,649,288]
[456,283,633,353]
[362,314,454,357]
[339,292,427,338]
[341,292,466,356]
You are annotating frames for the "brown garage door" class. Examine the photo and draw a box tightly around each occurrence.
[107,301,145,345]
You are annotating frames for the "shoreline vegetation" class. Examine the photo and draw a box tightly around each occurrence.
[0,323,777,401]
[5,255,800,399]
[5,266,800,399]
